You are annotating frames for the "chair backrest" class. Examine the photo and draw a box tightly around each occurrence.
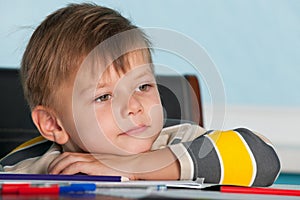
[156,74,203,127]
[0,68,39,158]
[0,68,203,158]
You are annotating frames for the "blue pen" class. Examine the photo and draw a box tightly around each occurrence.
[60,183,96,193]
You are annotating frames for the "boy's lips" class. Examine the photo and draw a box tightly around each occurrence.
[123,125,148,136]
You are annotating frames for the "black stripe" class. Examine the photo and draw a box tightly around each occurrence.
[183,135,221,183]
[0,140,55,166]
[234,128,281,186]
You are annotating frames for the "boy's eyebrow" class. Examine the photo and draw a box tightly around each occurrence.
[96,68,153,89]
[79,68,154,96]
[96,81,107,89]
[78,78,111,96]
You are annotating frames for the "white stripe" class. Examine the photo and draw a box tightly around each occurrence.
[204,132,224,184]
[3,157,38,169]
[234,131,257,186]
[3,150,61,170]
[169,143,194,180]
[185,145,195,179]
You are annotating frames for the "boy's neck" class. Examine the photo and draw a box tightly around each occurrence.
[62,141,84,153]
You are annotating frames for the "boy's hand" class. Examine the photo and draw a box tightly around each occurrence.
[48,152,135,179]
[48,148,180,180]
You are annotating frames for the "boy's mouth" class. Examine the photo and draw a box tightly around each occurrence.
[123,125,148,136]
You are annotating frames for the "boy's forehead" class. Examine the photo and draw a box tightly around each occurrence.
[79,49,150,77]
[98,51,153,86]
[77,50,153,94]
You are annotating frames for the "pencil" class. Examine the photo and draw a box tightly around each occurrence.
[0,173,129,182]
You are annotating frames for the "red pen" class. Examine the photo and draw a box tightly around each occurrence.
[1,183,59,195]
[205,185,300,196]
[2,183,30,194]
[18,185,59,195]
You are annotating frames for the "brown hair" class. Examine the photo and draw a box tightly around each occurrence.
[21,3,152,110]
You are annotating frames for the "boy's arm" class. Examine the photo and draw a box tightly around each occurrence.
[101,147,181,180]
[168,127,281,186]
[48,147,181,180]
[49,128,280,186]
[133,127,280,186]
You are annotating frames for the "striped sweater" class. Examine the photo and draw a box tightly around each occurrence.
[0,123,280,186]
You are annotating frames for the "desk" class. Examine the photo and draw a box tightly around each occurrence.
[1,184,300,200]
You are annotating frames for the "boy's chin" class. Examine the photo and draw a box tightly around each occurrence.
[120,143,152,155]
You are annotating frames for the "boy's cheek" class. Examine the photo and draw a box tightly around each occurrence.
[149,103,164,130]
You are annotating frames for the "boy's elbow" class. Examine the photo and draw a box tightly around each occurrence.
[252,151,281,187]
[235,128,281,187]
[251,139,281,187]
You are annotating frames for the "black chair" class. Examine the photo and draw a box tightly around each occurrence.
[0,68,203,158]
[157,75,203,127]
[0,68,39,158]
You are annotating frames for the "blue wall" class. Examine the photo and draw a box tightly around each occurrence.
[1,0,300,106]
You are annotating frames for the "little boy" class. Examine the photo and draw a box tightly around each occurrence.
[0,3,280,186]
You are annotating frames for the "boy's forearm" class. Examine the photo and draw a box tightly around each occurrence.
[102,147,180,180]
[130,148,180,180]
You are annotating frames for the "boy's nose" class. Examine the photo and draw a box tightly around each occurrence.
[127,95,143,116]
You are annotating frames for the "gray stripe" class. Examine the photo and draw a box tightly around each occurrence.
[184,135,221,183]
[0,140,55,166]
[234,128,281,186]
[170,138,182,145]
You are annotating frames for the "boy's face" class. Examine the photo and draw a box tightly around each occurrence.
[57,51,164,155]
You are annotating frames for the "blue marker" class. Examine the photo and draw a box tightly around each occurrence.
[60,183,96,193]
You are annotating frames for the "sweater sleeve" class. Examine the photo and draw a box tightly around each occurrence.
[169,128,281,186]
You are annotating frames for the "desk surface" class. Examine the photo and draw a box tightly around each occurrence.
[1,184,300,200]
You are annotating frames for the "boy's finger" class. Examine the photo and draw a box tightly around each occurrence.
[48,153,91,174]
[48,153,72,173]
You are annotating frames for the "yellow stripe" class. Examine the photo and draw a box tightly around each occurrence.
[12,136,46,152]
[208,130,254,186]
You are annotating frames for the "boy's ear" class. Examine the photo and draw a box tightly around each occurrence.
[31,106,69,145]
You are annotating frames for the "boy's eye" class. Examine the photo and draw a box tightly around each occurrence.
[95,94,112,102]
[137,84,152,92]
